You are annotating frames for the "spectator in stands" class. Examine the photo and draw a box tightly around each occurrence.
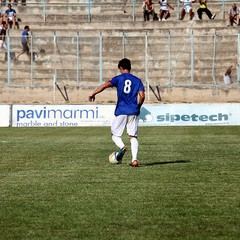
[5,3,16,28]
[224,66,233,85]
[228,3,240,26]
[2,0,26,6]
[0,7,4,24]
[12,0,25,6]
[158,0,174,21]
[142,0,155,21]
[0,20,8,50]
[22,0,27,6]
[179,0,196,20]
[197,0,216,20]
[0,1,6,6]
[14,25,31,61]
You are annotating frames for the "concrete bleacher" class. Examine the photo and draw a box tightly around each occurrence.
[0,0,239,103]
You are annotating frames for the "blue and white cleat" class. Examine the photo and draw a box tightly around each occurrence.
[116,147,126,161]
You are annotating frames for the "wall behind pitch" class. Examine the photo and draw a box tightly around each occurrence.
[10,103,240,127]
[0,105,11,127]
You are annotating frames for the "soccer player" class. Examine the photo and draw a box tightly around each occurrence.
[88,58,145,167]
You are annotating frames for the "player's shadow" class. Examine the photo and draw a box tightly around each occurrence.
[140,160,191,167]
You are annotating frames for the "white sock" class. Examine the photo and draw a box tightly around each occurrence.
[130,137,138,161]
[112,135,125,149]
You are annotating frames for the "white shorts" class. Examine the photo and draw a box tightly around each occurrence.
[224,75,232,85]
[111,115,139,137]
[0,40,7,50]
[184,5,192,13]
[160,6,168,11]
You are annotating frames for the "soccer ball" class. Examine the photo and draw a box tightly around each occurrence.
[109,151,122,164]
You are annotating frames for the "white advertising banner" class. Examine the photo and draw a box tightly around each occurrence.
[12,105,115,127]
[0,105,11,127]
[11,103,240,127]
[139,104,240,126]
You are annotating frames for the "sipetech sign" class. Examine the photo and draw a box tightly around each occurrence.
[156,113,229,122]
[138,104,239,126]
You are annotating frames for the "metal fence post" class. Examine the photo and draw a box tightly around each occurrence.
[30,32,33,87]
[191,30,194,85]
[53,31,57,85]
[77,31,80,86]
[168,30,171,86]
[99,31,103,85]
[88,0,91,23]
[238,28,240,82]
[222,0,225,19]
[145,31,149,101]
[122,32,125,58]
[132,0,136,22]
[177,0,180,20]
[7,30,11,86]
[212,31,217,85]
[43,0,46,22]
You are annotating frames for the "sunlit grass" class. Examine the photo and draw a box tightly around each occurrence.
[0,127,240,240]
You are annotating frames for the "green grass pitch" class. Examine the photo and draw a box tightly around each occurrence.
[0,126,240,240]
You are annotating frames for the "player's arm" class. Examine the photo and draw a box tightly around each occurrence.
[89,81,113,102]
[138,90,145,109]
[168,3,174,10]
[225,66,232,75]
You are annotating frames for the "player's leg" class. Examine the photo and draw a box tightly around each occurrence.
[111,115,127,160]
[26,44,31,61]
[159,9,163,21]
[164,10,170,20]
[12,16,16,28]
[204,8,214,19]
[180,8,185,20]
[130,137,138,166]
[197,8,203,20]
[189,9,194,20]
[237,14,240,26]
[126,115,139,166]
[14,42,26,60]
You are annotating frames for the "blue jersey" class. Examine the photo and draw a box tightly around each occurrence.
[110,73,145,116]
[21,30,29,43]
[5,9,16,18]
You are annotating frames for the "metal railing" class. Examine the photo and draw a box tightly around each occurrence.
[1,30,239,92]
[0,0,235,22]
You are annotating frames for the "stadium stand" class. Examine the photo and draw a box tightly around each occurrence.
[0,0,239,103]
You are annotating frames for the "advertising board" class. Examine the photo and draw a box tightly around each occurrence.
[0,105,11,127]
[12,105,115,127]
[11,104,240,127]
[139,104,239,126]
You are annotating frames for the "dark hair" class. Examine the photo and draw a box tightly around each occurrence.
[118,58,131,71]
[24,25,30,30]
